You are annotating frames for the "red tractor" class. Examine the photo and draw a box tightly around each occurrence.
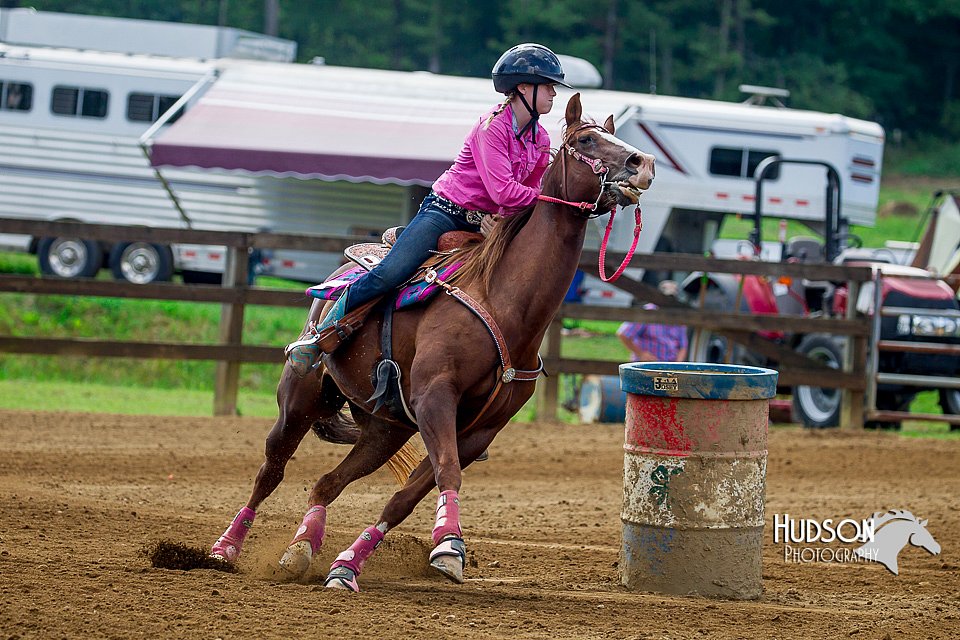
[682,163,960,430]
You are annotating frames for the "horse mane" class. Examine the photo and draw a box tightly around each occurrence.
[447,206,534,294]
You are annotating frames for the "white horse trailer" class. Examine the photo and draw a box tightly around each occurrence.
[0,42,423,283]
[578,89,885,304]
[0,10,324,284]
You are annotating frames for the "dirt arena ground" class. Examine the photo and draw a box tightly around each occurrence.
[0,409,957,639]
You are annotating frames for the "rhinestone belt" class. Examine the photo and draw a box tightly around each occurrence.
[431,191,490,226]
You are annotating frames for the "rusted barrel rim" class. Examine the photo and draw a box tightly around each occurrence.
[619,362,778,400]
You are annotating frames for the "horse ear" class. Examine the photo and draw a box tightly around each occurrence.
[920,519,928,526]
[565,93,583,127]
[603,114,615,135]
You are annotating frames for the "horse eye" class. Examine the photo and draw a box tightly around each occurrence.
[578,135,594,145]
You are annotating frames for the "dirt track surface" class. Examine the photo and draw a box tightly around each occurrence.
[0,410,957,639]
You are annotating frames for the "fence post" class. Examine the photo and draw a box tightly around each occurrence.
[839,280,864,429]
[213,243,250,416]
[864,271,883,426]
[537,317,563,421]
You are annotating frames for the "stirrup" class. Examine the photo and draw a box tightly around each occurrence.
[285,294,349,375]
[285,337,321,377]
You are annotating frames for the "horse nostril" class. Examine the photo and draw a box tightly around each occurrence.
[627,153,642,169]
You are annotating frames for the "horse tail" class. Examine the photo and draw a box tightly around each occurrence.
[310,409,360,445]
[384,441,422,486]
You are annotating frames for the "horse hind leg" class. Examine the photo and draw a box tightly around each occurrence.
[210,366,347,564]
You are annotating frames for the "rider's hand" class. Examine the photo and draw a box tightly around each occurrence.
[481,214,500,237]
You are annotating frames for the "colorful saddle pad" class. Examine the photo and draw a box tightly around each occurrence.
[306,261,463,310]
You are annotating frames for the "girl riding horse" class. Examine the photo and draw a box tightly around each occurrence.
[209,92,655,591]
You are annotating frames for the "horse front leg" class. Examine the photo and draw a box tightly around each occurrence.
[426,423,502,583]
[407,379,469,577]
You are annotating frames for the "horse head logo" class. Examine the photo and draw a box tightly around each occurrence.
[854,510,941,575]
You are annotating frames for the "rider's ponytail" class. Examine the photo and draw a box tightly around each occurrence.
[484,92,515,129]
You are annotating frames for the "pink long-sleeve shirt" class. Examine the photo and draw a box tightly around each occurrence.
[433,104,551,216]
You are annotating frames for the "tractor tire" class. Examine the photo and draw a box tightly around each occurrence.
[792,334,843,428]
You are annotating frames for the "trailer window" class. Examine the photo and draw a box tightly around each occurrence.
[709,147,780,180]
[51,86,109,119]
[1,81,33,112]
[127,93,183,123]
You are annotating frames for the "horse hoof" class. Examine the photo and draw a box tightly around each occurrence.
[209,550,234,564]
[209,538,240,564]
[324,566,360,592]
[430,554,464,584]
[278,540,312,577]
[429,536,466,584]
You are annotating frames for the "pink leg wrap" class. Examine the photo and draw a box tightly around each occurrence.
[432,490,462,545]
[211,506,256,562]
[289,505,327,554]
[331,525,384,575]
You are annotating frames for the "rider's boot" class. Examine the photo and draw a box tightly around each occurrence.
[284,293,349,376]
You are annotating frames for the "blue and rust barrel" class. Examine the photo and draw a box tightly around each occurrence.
[618,362,778,599]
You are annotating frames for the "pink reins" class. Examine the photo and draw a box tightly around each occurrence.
[598,204,642,282]
[536,194,597,212]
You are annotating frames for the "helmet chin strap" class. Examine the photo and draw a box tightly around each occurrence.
[515,84,539,143]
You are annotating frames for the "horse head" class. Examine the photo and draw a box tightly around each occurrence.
[855,510,940,575]
[556,93,655,214]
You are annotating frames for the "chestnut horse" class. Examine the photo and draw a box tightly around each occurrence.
[209,93,655,591]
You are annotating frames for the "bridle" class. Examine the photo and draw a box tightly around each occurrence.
[536,123,612,219]
[536,122,643,282]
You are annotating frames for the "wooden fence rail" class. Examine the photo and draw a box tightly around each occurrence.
[0,218,874,422]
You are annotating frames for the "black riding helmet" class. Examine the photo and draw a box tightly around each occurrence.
[492,43,571,142]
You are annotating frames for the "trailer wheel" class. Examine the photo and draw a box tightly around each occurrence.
[939,389,960,431]
[109,242,173,284]
[37,237,102,279]
[792,334,843,428]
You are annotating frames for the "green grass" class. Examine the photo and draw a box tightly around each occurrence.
[0,250,36,275]
[0,378,279,417]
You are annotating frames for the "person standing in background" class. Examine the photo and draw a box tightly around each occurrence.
[617,281,688,362]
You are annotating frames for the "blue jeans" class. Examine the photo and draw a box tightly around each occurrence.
[344,193,480,311]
